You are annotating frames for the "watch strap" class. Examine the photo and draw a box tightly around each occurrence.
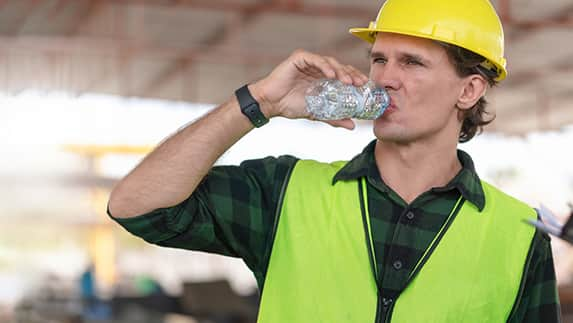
[235,84,269,128]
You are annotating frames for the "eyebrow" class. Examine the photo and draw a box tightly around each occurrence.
[368,49,430,64]
[367,48,382,58]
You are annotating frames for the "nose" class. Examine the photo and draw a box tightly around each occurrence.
[370,63,401,91]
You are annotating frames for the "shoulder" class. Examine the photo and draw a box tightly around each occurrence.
[208,155,300,181]
[238,155,299,169]
[480,180,537,219]
[289,159,350,181]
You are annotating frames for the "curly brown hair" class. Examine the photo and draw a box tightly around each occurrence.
[437,42,499,143]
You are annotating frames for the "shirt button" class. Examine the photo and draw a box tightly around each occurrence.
[405,211,415,220]
[392,260,403,270]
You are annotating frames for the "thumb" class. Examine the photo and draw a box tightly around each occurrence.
[323,119,356,130]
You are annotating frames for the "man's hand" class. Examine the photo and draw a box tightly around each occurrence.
[250,49,369,130]
[108,49,369,218]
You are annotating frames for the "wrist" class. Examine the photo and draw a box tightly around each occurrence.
[235,83,269,128]
[248,81,277,118]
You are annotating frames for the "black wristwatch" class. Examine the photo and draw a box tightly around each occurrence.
[235,84,269,128]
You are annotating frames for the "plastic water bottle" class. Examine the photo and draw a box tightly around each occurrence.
[305,79,390,120]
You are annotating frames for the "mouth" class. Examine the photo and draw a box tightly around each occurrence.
[384,99,397,114]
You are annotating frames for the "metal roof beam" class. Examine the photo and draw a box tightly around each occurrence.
[64,0,106,36]
[501,1,573,42]
[1,0,43,35]
[0,36,292,64]
[136,1,272,96]
[120,0,374,19]
[505,58,573,88]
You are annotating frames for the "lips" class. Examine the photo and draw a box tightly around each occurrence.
[384,98,397,114]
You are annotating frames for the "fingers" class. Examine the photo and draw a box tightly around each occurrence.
[323,119,356,131]
[323,56,353,84]
[292,49,336,80]
[345,65,370,86]
[323,56,368,86]
[291,49,368,85]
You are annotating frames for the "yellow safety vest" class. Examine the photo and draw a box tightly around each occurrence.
[258,160,536,323]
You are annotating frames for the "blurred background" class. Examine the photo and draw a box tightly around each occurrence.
[0,0,573,322]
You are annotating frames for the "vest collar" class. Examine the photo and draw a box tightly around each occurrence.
[332,140,486,211]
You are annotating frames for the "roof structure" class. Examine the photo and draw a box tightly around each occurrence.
[0,0,572,134]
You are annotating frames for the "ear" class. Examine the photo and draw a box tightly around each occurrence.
[457,75,488,110]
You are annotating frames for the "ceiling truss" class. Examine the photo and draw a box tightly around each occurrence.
[0,0,571,134]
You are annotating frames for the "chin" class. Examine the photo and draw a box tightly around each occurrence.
[373,124,419,144]
[374,128,405,143]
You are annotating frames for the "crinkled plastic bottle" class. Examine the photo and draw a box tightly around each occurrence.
[304,79,390,120]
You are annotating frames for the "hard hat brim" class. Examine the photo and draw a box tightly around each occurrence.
[349,27,507,82]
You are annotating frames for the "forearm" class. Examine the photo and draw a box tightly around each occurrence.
[108,49,366,219]
[108,88,259,219]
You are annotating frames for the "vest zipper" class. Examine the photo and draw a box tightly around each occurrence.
[379,297,395,323]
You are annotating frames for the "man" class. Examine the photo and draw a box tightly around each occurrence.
[108,0,561,322]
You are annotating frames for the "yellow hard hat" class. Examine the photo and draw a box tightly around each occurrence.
[349,0,507,81]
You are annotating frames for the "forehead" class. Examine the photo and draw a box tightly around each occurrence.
[371,32,447,57]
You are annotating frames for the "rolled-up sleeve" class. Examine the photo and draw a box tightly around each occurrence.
[108,155,298,275]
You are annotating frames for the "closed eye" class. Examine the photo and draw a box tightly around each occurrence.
[372,57,387,64]
[401,54,427,67]
[405,58,424,66]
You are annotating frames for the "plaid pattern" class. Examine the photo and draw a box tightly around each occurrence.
[110,140,560,322]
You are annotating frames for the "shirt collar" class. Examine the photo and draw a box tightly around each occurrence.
[333,140,486,211]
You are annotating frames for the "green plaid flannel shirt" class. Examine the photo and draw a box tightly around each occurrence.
[110,140,560,322]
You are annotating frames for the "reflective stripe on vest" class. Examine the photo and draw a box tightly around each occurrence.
[257,159,536,323]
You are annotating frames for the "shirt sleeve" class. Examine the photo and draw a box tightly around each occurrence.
[508,230,562,323]
[109,155,298,279]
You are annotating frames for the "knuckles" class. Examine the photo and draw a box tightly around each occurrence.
[291,48,309,59]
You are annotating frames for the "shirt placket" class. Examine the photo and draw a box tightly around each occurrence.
[377,207,415,320]
[365,178,416,322]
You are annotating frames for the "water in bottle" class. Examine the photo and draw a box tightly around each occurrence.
[305,79,390,120]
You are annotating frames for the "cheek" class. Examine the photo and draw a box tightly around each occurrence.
[406,78,460,110]
[401,81,461,130]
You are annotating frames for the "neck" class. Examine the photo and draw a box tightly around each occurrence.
[374,139,462,204]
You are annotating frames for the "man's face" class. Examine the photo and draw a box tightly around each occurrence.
[369,32,467,145]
